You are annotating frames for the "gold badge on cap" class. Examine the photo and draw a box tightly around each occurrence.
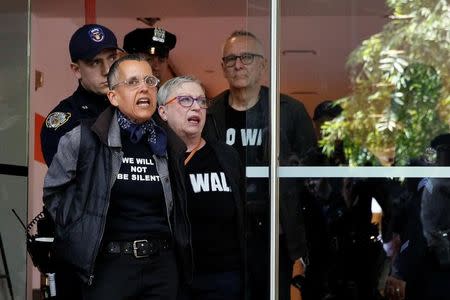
[45,112,71,130]
[152,28,166,43]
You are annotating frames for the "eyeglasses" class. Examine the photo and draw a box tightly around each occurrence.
[222,53,264,67]
[165,95,208,109]
[111,75,159,90]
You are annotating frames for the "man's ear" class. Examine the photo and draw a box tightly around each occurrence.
[70,62,82,80]
[158,105,168,121]
[107,90,119,107]
[261,57,268,72]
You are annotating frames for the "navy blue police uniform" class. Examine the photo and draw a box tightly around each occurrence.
[38,23,120,300]
[419,133,450,300]
[40,23,119,166]
[41,85,109,166]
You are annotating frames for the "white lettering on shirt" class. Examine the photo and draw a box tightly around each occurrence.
[241,128,262,146]
[226,128,236,145]
[189,172,232,193]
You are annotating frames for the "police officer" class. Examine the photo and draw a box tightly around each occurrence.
[41,23,121,166]
[123,27,176,84]
[419,133,450,300]
[39,23,121,299]
[384,160,428,300]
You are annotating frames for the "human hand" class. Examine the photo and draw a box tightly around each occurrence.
[384,275,406,300]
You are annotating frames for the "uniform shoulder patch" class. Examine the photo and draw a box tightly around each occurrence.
[45,112,71,130]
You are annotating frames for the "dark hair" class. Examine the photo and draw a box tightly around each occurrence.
[107,53,151,89]
[313,100,343,121]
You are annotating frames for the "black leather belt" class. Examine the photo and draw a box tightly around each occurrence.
[103,238,171,258]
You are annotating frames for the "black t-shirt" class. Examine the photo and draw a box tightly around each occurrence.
[225,102,269,236]
[224,102,266,166]
[104,129,170,241]
[185,143,240,273]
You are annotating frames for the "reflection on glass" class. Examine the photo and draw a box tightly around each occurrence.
[319,0,450,167]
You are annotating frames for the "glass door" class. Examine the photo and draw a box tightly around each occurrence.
[0,0,30,299]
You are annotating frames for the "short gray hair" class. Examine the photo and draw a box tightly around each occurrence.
[157,75,204,106]
[222,30,264,56]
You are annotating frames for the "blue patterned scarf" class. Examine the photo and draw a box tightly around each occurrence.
[117,110,167,156]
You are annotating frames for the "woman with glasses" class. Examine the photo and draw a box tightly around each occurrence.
[157,76,245,300]
[43,54,192,299]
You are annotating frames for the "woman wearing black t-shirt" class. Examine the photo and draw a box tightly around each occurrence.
[157,76,245,300]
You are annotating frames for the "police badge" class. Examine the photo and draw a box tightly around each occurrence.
[152,28,166,43]
[89,27,105,42]
[45,112,71,130]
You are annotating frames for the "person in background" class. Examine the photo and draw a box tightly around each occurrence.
[419,133,450,300]
[203,30,317,300]
[312,100,346,166]
[157,76,245,300]
[312,100,343,140]
[39,23,122,300]
[41,24,122,166]
[384,159,428,300]
[43,54,192,299]
[123,27,177,84]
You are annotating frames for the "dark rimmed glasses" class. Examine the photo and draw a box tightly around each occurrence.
[165,95,208,109]
[111,75,159,90]
[222,53,264,68]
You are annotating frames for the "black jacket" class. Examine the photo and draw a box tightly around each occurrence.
[207,141,246,273]
[203,86,317,260]
[43,107,192,284]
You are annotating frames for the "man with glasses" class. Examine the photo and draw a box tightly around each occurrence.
[123,27,176,84]
[41,24,121,166]
[39,23,121,300]
[204,30,317,300]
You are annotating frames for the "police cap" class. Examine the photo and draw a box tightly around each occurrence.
[123,28,177,58]
[69,24,120,62]
[430,133,450,150]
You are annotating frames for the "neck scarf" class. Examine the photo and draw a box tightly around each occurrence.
[117,110,167,156]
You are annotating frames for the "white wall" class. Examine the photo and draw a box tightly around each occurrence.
[28,14,84,296]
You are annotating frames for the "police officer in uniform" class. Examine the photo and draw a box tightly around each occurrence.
[41,23,121,166]
[419,133,450,300]
[39,23,121,299]
[123,27,177,84]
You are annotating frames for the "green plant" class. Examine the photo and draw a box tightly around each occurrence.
[321,0,450,166]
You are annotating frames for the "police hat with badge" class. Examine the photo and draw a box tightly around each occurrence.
[69,23,121,62]
[123,28,177,58]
